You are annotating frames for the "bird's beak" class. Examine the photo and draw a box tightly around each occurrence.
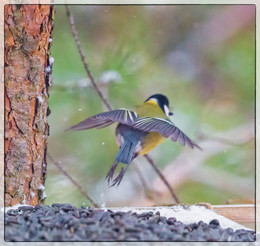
[169,112,174,116]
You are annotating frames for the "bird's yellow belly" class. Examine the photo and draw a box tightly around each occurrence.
[138,132,165,155]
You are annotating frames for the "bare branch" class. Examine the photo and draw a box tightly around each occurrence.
[47,153,100,208]
[134,165,162,202]
[65,6,112,111]
[144,155,180,204]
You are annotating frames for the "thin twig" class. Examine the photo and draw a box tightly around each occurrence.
[65,5,112,111]
[65,5,180,203]
[47,153,100,208]
[144,155,180,204]
[134,165,153,195]
[134,165,162,202]
[134,165,150,191]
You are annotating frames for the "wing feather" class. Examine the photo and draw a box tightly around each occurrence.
[171,128,180,142]
[133,117,201,150]
[67,108,201,150]
[178,132,185,146]
[66,108,137,131]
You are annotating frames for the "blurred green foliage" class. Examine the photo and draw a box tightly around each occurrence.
[45,5,255,207]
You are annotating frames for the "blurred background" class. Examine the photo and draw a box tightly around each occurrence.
[45,5,255,208]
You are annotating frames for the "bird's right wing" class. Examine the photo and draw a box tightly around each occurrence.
[132,117,202,150]
[66,108,138,131]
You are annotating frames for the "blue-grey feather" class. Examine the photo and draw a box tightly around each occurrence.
[115,124,147,164]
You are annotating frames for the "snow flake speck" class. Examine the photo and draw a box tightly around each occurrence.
[30,191,35,198]
[37,95,44,103]
[42,191,47,200]
[46,66,51,72]
[49,56,55,65]
[22,195,26,204]
[38,184,45,190]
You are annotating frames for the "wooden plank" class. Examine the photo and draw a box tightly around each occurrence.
[212,204,255,230]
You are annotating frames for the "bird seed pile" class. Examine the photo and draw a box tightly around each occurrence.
[5,204,256,242]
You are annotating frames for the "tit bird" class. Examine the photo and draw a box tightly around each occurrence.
[67,94,201,187]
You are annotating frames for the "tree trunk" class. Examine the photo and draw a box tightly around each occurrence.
[4,5,54,206]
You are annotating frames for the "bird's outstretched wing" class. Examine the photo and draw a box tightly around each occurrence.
[66,108,138,131]
[67,109,200,150]
[132,117,202,150]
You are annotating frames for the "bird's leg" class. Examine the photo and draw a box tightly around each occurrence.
[132,153,138,161]
[106,161,118,184]
[110,164,129,187]
[110,153,137,187]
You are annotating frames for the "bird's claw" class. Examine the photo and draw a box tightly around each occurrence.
[110,167,126,187]
[106,162,118,184]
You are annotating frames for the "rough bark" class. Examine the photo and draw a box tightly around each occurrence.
[4,5,54,206]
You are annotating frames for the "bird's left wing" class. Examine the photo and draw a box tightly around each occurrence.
[132,117,201,150]
[66,108,138,131]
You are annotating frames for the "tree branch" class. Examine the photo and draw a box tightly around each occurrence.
[65,6,112,111]
[134,164,161,202]
[65,5,180,204]
[47,153,100,208]
[144,154,180,204]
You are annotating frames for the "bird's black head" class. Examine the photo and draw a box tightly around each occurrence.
[145,94,173,116]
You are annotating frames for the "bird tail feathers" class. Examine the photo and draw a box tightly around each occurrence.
[115,140,137,164]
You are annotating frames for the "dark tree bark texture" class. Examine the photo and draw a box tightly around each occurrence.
[4,5,54,206]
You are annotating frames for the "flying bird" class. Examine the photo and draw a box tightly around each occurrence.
[67,94,201,187]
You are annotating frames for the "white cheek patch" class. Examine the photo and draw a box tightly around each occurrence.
[149,98,158,104]
[164,105,170,117]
